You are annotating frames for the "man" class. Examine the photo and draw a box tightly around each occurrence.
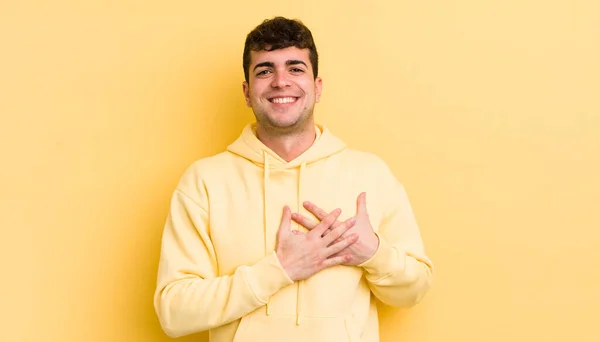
[154,17,433,342]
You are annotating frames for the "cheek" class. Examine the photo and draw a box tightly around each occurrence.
[298,81,314,95]
[308,81,318,94]
[246,89,259,102]
[249,85,267,99]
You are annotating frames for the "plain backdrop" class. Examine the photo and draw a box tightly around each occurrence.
[1,1,599,341]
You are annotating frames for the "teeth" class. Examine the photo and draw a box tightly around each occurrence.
[272,97,296,104]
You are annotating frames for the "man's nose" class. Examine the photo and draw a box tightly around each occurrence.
[270,71,291,88]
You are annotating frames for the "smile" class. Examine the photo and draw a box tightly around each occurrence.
[269,97,298,104]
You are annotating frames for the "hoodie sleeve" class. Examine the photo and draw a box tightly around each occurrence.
[154,188,293,338]
[357,160,434,308]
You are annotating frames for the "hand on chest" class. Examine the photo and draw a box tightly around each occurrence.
[209,164,384,271]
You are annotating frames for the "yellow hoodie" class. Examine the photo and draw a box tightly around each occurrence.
[154,123,433,342]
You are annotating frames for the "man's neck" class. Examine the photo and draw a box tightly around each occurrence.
[256,123,317,162]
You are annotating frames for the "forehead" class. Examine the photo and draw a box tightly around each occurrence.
[249,46,311,67]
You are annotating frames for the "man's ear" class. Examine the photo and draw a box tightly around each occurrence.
[315,77,323,103]
[242,81,251,107]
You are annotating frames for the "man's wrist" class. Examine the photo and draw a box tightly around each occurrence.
[359,232,380,264]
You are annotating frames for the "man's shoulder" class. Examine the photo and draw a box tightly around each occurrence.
[188,150,235,168]
[337,148,402,187]
[179,151,237,179]
[339,148,390,169]
[170,151,237,203]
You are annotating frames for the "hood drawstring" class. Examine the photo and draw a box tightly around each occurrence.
[296,162,306,325]
[264,151,272,316]
[262,150,306,325]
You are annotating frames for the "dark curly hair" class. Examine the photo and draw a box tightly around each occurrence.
[243,17,319,82]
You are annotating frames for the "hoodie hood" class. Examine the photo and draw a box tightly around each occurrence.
[226,122,346,325]
[226,123,346,168]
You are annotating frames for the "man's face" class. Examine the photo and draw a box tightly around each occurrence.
[243,47,322,132]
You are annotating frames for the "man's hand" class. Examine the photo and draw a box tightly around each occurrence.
[291,192,379,266]
[276,206,359,282]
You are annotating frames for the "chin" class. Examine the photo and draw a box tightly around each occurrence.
[255,110,312,131]
[265,114,302,128]
[270,120,300,129]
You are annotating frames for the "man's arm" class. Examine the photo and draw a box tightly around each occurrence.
[357,162,434,308]
[154,189,293,338]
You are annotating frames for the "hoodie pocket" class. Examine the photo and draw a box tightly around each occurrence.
[232,313,358,342]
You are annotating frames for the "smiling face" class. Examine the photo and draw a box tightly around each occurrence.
[243,46,322,134]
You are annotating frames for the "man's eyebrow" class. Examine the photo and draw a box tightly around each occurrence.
[253,61,275,71]
[286,60,307,67]
[253,60,308,72]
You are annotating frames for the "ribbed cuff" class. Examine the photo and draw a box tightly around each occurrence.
[358,233,400,281]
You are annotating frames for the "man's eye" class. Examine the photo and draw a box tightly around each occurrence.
[257,70,271,76]
[290,68,304,73]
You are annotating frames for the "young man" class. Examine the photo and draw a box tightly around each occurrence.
[154,17,433,342]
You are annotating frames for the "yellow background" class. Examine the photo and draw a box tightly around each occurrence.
[1,1,599,341]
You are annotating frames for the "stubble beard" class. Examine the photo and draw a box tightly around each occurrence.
[254,103,315,137]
